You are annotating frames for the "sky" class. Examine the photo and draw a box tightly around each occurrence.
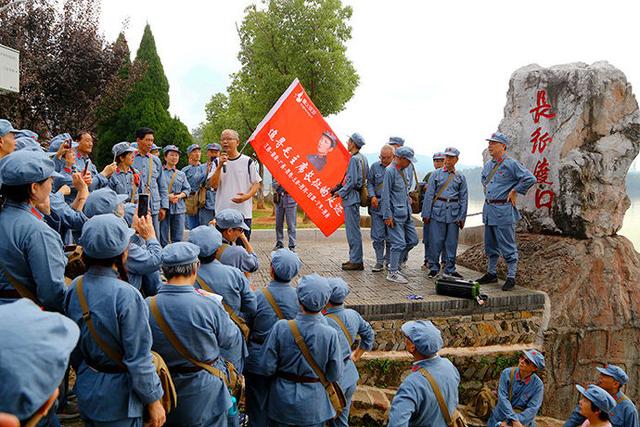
[100,0,640,169]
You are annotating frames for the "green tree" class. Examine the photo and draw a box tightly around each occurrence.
[200,0,359,207]
[95,24,192,168]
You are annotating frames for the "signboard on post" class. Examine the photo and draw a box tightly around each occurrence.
[0,44,19,93]
[248,79,351,236]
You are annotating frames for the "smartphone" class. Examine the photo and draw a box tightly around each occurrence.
[65,139,72,149]
[82,159,90,176]
[137,194,149,217]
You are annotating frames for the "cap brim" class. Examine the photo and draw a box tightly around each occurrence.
[575,384,587,396]
[486,138,506,144]
[51,171,65,179]
[116,194,128,204]
[523,350,544,370]
[239,221,250,231]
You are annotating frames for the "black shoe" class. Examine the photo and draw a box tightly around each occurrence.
[502,277,516,291]
[476,273,498,284]
[428,270,438,278]
[288,246,296,252]
[448,271,463,279]
[273,244,284,251]
[342,262,364,271]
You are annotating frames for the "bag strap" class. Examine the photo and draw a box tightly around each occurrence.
[195,276,247,333]
[146,156,154,190]
[359,157,366,188]
[412,167,419,191]
[215,243,229,261]
[287,320,330,387]
[262,288,285,320]
[399,169,410,190]
[434,172,456,202]
[167,170,178,194]
[483,159,503,194]
[76,276,126,368]
[509,367,516,401]
[149,296,229,386]
[418,367,454,426]
[0,262,38,303]
[326,313,353,345]
[130,173,138,202]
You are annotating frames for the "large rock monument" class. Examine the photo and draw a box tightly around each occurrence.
[459,61,640,419]
[499,61,640,238]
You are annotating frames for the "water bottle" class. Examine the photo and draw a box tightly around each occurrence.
[228,395,238,416]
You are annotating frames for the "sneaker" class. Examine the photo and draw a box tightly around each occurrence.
[386,272,408,284]
[421,262,429,271]
[288,246,296,252]
[427,270,438,278]
[447,271,464,279]
[476,273,498,284]
[502,277,516,291]
[372,263,384,272]
[273,244,284,251]
[342,262,364,271]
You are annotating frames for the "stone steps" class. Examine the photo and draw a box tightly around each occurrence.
[349,343,545,426]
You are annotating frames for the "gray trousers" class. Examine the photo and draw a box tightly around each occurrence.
[275,200,297,248]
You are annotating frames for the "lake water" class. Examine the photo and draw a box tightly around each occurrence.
[446,198,640,250]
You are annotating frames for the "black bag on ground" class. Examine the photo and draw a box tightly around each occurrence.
[435,275,488,302]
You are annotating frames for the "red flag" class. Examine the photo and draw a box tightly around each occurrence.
[248,79,350,236]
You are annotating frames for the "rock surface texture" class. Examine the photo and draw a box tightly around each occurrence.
[458,233,640,418]
[496,61,640,238]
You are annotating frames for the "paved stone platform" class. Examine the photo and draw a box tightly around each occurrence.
[248,229,546,320]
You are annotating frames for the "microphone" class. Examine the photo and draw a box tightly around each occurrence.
[221,150,227,173]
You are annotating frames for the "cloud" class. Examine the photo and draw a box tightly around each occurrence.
[101,0,640,168]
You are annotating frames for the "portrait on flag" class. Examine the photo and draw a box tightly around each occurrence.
[248,79,351,236]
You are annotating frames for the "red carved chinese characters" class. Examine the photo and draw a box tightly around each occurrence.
[530,90,556,124]
[530,127,553,154]
[533,157,552,185]
[530,89,556,212]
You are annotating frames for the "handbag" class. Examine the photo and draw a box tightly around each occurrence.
[400,169,421,214]
[359,158,370,207]
[149,297,243,400]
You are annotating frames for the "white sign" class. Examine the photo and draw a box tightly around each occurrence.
[0,44,19,93]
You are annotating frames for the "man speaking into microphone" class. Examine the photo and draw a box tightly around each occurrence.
[208,129,262,240]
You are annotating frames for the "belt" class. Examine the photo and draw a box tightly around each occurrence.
[487,199,508,204]
[169,359,217,375]
[86,361,128,374]
[276,371,321,383]
[437,197,458,202]
[0,290,21,299]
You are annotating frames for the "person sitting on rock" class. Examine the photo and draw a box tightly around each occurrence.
[388,320,461,427]
[564,364,638,427]
[570,384,617,427]
[487,349,545,427]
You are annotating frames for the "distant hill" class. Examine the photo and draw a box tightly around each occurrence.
[261,157,640,200]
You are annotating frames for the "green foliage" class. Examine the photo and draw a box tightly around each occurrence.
[200,0,359,152]
[494,354,520,375]
[95,25,192,168]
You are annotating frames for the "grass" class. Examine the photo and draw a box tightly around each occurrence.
[251,200,319,230]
